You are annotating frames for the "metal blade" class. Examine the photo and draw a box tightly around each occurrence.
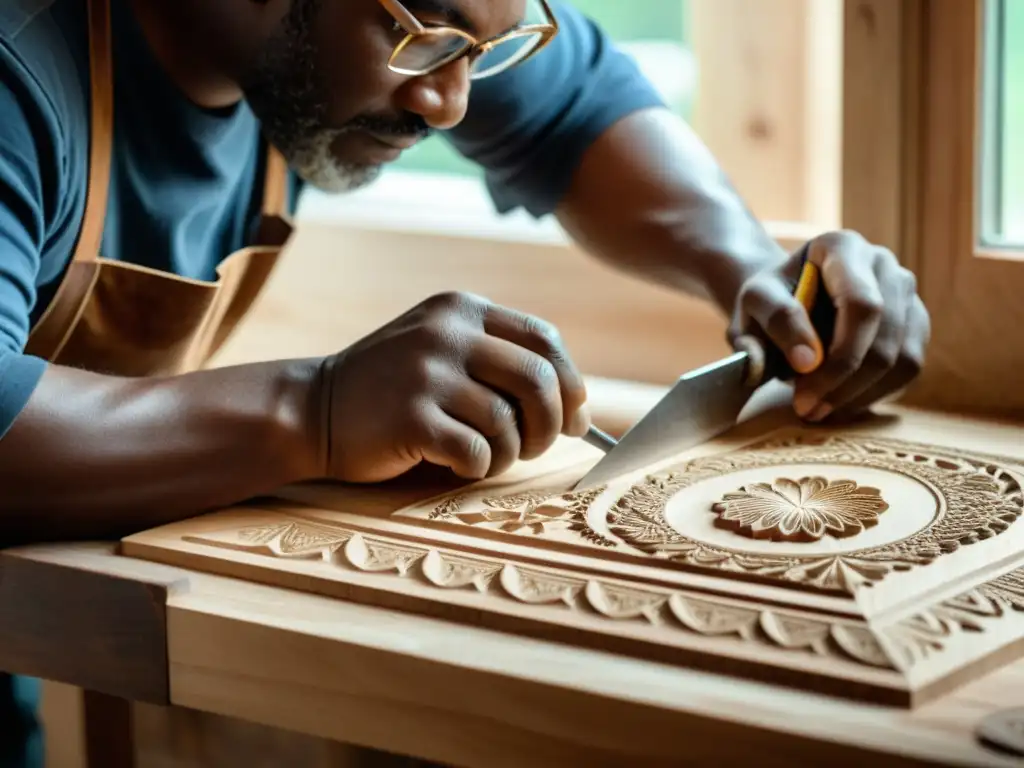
[573,352,757,490]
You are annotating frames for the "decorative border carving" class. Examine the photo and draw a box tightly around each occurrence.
[185,516,896,671]
[182,518,1024,679]
[885,569,1024,667]
[607,435,1023,593]
[181,512,1024,687]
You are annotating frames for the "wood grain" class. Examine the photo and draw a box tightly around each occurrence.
[122,384,1024,716]
[843,0,1024,416]
[161,560,1023,767]
[691,0,842,226]
[0,544,184,705]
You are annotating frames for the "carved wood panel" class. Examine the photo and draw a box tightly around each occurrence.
[121,409,1024,708]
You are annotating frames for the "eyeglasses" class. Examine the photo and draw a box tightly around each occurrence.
[377,0,559,80]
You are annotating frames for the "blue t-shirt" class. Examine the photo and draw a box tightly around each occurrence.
[0,0,664,443]
[0,0,663,762]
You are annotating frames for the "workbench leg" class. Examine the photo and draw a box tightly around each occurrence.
[81,691,134,768]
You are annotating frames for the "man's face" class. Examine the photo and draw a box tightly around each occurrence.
[239,0,527,193]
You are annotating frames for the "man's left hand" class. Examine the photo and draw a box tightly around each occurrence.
[729,230,931,422]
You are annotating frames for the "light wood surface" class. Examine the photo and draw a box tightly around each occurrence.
[6,385,1023,767]
[691,0,843,227]
[122,380,1024,713]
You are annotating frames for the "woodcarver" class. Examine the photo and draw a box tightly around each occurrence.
[0,0,929,764]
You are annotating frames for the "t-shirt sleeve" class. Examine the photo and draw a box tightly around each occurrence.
[443,1,667,218]
[0,55,55,440]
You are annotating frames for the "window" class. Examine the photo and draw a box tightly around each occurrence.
[979,0,1024,247]
[842,0,1024,414]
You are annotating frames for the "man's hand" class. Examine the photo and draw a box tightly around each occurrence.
[730,230,931,422]
[321,291,592,484]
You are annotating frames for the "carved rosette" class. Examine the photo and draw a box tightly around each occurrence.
[607,435,1024,593]
[711,476,890,542]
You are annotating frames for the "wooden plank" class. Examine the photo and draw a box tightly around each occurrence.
[1,518,1020,765]
[123,385,1024,711]
[161,565,1020,767]
[691,0,842,226]
[0,543,185,704]
[841,0,922,257]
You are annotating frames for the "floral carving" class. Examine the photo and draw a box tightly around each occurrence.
[608,435,1024,593]
[711,476,889,542]
[429,486,616,546]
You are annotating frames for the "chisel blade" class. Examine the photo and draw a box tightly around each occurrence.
[573,351,757,490]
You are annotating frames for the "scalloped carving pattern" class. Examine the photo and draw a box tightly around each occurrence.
[185,517,1024,675]
[186,517,895,670]
[885,569,1024,667]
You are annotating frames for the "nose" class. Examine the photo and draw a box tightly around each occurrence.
[396,57,471,131]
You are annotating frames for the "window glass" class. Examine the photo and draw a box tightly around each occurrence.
[980,0,1024,246]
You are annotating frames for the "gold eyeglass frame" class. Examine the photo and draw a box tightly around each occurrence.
[377,0,560,79]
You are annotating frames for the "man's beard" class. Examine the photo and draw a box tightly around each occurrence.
[239,0,430,193]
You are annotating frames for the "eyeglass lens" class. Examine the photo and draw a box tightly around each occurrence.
[391,0,549,78]
[470,32,544,77]
[392,30,544,78]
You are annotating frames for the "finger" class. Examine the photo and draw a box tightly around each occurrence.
[792,238,886,418]
[467,335,563,461]
[414,404,493,480]
[439,379,521,477]
[797,259,912,418]
[481,305,590,436]
[737,274,822,375]
[830,294,930,419]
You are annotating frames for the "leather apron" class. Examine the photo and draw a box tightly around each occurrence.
[23,0,293,375]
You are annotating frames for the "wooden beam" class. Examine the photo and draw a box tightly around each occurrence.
[690,0,843,226]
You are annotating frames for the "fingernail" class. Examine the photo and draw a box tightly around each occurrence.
[789,344,819,373]
[808,402,833,422]
[793,391,818,418]
[567,403,591,437]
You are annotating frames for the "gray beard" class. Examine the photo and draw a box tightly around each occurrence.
[287,127,383,193]
[240,0,380,194]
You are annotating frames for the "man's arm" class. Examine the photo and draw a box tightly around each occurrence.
[445,2,777,315]
[554,107,787,318]
[0,67,324,545]
[448,2,929,422]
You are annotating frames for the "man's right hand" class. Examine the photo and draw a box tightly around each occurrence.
[319,291,592,484]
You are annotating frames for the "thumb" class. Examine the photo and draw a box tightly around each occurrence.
[744,277,823,375]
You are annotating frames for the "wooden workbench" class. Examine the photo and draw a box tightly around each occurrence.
[4,382,1024,768]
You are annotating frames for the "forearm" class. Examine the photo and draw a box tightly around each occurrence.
[555,107,789,315]
[0,357,325,544]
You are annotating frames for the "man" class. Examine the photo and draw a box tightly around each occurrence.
[0,0,929,763]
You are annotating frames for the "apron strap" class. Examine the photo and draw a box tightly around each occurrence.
[71,0,115,265]
[261,146,290,220]
[80,0,290,257]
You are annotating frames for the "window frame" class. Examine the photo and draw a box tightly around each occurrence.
[842,0,1024,415]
